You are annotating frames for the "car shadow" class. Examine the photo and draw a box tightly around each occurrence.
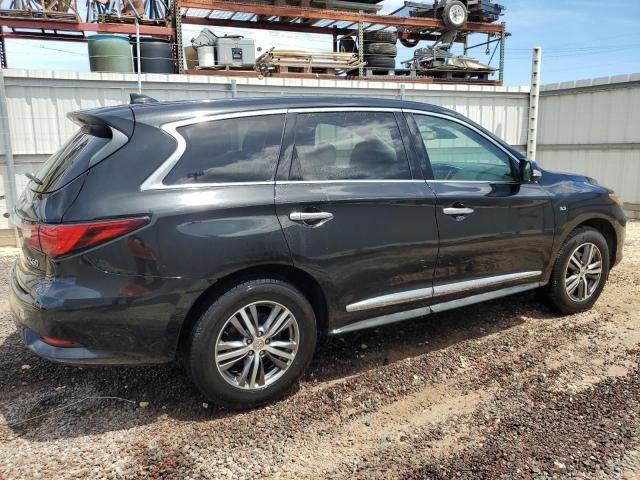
[0,290,560,441]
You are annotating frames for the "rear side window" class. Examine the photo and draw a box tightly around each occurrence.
[163,114,285,185]
[34,127,112,193]
[289,111,411,181]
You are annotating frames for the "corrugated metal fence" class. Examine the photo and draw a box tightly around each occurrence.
[536,73,640,213]
[0,69,638,231]
[0,69,530,229]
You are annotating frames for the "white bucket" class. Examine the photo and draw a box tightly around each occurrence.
[197,46,215,67]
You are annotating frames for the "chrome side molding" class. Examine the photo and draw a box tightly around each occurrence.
[332,306,431,334]
[331,282,542,335]
[432,271,542,298]
[346,271,542,313]
[346,286,433,313]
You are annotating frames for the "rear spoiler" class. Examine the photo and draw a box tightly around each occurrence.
[67,105,135,138]
[66,109,131,168]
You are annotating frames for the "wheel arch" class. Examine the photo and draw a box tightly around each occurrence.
[576,217,618,267]
[176,264,329,358]
[554,215,618,270]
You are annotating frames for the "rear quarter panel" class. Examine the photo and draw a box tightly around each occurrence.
[61,120,292,357]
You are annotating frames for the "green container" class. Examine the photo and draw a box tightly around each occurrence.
[88,34,134,73]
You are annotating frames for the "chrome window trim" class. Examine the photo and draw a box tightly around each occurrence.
[345,270,542,313]
[140,109,287,191]
[426,179,518,184]
[402,108,521,182]
[148,181,276,191]
[141,106,520,191]
[276,179,426,185]
[332,282,542,335]
[288,107,402,113]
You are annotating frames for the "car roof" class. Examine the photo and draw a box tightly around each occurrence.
[127,96,459,126]
[78,95,524,159]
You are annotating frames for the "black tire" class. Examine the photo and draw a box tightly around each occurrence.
[442,0,468,29]
[363,42,397,56]
[544,227,610,314]
[399,37,420,48]
[363,30,397,44]
[187,278,317,408]
[364,55,396,69]
[339,36,357,54]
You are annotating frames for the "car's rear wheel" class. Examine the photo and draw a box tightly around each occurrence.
[187,279,317,408]
[545,227,610,314]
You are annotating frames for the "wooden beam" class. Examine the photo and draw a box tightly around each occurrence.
[182,15,460,42]
[180,0,504,33]
[0,18,174,35]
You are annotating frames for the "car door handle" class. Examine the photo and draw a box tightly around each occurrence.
[443,207,475,216]
[289,211,334,223]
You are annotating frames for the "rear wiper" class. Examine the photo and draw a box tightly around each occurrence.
[25,173,43,185]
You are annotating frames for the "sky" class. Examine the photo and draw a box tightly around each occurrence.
[3,0,640,86]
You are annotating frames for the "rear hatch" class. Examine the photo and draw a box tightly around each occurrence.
[15,106,134,277]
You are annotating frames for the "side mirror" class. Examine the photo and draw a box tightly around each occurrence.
[521,160,542,183]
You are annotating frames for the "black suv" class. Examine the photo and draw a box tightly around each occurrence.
[10,96,626,407]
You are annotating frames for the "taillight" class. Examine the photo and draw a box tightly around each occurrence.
[21,217,149,258]
[21,220,40,250]
[41,335,80,347]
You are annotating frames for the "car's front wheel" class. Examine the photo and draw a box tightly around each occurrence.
[545,227,610,314]
[187,279,317,408]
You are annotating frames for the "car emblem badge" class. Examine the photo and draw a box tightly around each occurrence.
[26,256,39,268]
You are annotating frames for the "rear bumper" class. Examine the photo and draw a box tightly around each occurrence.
[9,262,193,365]
[17,326,140,365]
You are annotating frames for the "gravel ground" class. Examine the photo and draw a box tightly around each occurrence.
[0,221,639,479]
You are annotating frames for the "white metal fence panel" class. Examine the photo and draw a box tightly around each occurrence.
[1,68,639,231]
[536,74,640,207]
[0,69,530,229]
[2,69,530,160]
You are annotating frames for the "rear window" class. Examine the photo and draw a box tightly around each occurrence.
[163,114,285,185]
[34,126,113,193]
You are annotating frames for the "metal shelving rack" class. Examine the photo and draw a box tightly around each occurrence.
[0,0,506,84]
[0,0,175,67]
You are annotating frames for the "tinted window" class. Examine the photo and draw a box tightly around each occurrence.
[35,128,111,193]
[164,114,285,185]
[289,111,411,181]
[413,114,514,182]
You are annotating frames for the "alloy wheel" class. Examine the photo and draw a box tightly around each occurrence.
[214,301,299,390]
[564,242,603,302]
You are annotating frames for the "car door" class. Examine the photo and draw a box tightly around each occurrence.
[275,108,439,331]
[405,110,555,303]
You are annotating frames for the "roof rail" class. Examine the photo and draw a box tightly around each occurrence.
[130,93,158,105]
